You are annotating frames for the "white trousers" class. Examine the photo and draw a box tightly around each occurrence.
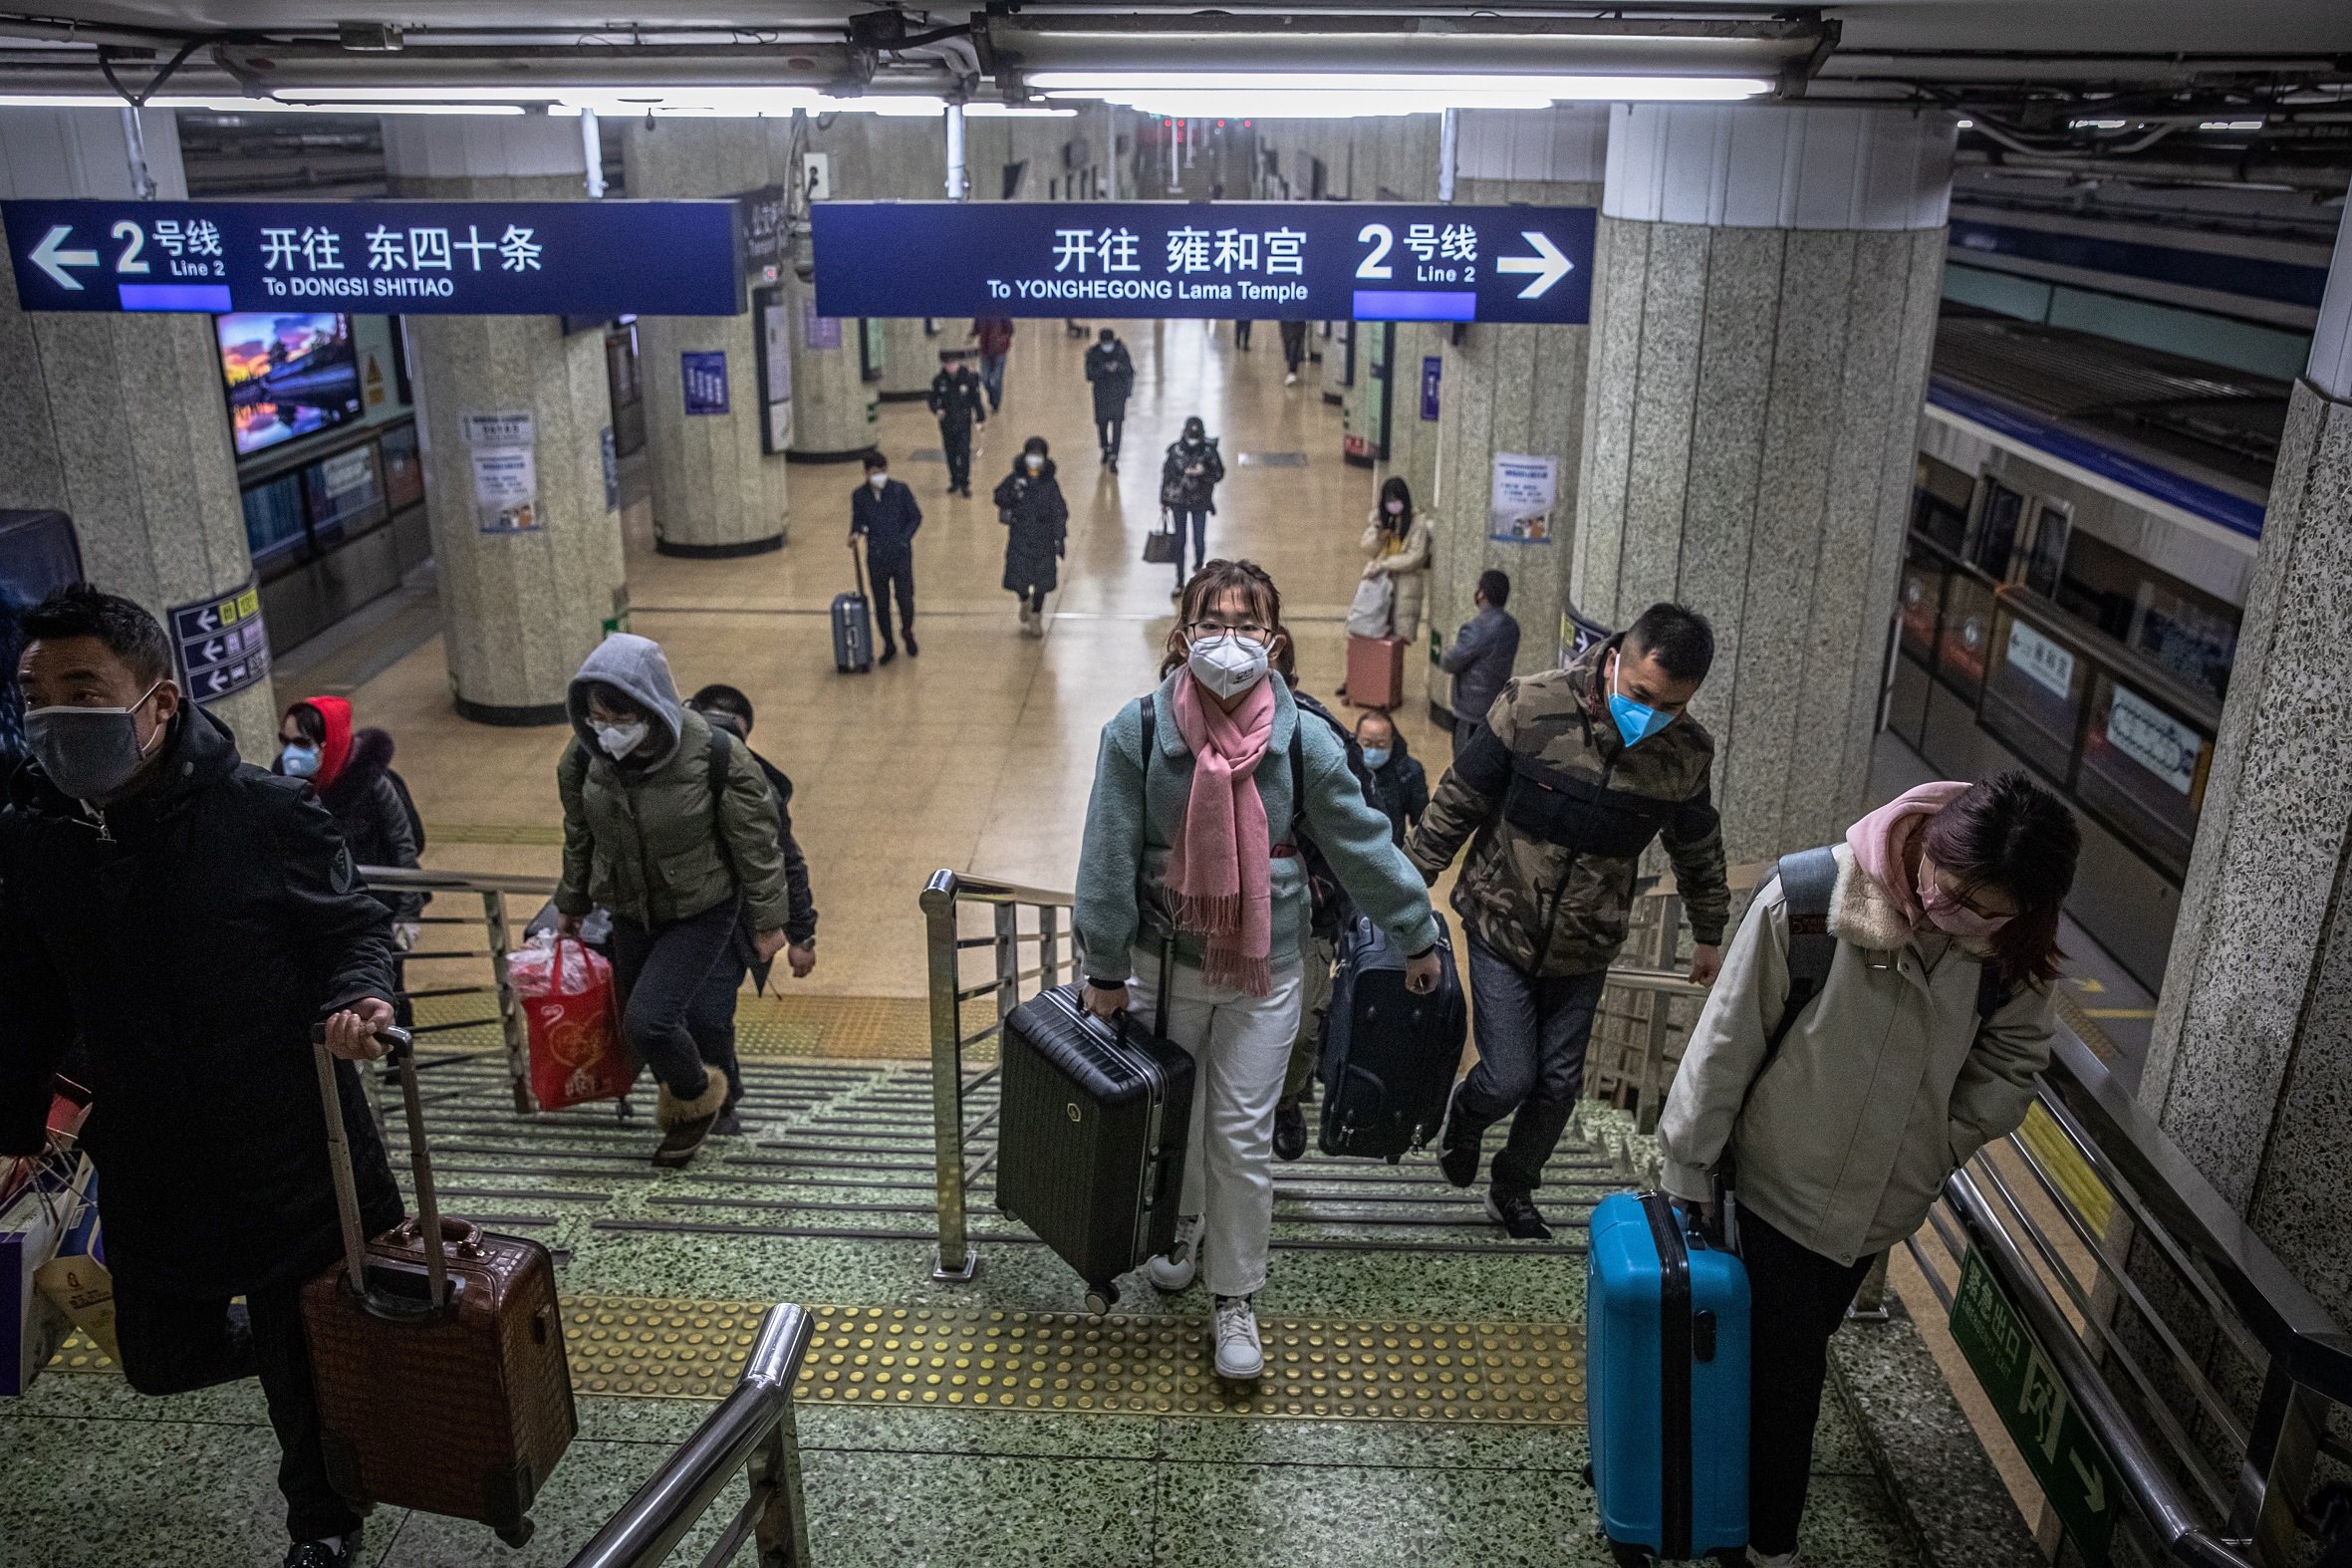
[1127,948,1304,1299]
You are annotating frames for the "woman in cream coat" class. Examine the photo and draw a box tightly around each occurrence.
[1359,475,1435,646]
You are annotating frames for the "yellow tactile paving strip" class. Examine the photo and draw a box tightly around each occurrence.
[53,1295,1586,1425]
[2051,987,2123,1064]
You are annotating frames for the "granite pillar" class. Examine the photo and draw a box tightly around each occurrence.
[1572,104,1954,866]
[384,117,625,724]
[620,119,794,556]
[0,107,278,759]
[2138,194,2352,1321]
[1420,108,1610,721]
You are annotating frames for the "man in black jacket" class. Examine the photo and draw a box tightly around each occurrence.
[1083,328,1135,471]
[0,585,400,1568]
[925,350,986,497]
[685,682,820,1135]
[1354,710,1430,845]
[850,451,924,664]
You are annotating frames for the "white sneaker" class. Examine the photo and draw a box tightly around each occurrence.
[1284,372,1298,386]
[1212,1294,1263,1380]
[1146,1215,1201,1291]
[1748,1551,1800,1567]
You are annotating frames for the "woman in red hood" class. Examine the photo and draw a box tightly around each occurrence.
[275,694,424,933]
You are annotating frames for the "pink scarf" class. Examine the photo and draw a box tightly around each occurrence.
[1846,780,1970,927]
[1165,674,1277,995]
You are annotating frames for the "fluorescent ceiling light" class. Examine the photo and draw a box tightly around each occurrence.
[1030,71,1768,103]
[0,94,522,116]
[1099,91,1556,120]
[2198,119,2263,131]
[2070,117,2130,130]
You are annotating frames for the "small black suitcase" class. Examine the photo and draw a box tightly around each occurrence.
[997,980,1194,1313]
[1318,912,1467,1162]
[834,539,874,673]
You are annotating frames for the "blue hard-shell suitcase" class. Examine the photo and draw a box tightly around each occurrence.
[1587,1190,1750,1563]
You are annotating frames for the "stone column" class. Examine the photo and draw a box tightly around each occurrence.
[2136,193,2352,1320]
[384,117,625,724]
[1421,108,1610,721]
[1572,105,1954,865]
[0,107,277,758]
[620,118,793,557]
[816,118,944,405]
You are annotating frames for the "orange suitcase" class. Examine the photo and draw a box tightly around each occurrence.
[1347,634,1408,711]
[301,1029,575,1547]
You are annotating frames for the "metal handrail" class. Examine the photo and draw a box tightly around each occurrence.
[360,863,554,1114]
[566,1304,815,1568]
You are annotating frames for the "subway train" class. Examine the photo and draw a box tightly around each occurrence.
[1887,308,2277,992]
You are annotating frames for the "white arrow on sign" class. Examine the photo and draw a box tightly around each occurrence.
[1496,230,1573,300]
[199,639,225,663]
[2068,1450,2107,1515]
[31,225,100,291]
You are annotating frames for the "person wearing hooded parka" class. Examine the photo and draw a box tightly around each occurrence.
[553,633,791,1167]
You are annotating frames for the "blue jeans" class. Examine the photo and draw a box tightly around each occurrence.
[1451,936,1609,1194]
[978,352,1006,410]
[1173,507,1209,588]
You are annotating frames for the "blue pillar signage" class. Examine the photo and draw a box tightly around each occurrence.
[811,201,1595,325]
[2,198,745,316]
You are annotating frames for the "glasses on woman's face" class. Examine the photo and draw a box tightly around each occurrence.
[1922,854,2017,919]
[1187,620,1271,645]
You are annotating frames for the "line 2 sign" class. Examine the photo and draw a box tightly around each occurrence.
[811,201,1596,325]
[2,198,746,316]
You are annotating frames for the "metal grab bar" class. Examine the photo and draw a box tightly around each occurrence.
[566,1304,816,1568]
[361,863,554,1114]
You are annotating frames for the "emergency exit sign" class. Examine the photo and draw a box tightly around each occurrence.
[1950,1248,2120,1564]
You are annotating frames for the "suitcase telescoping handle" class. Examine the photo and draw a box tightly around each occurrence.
[312,1021,451,1316]
[850,536,869,601]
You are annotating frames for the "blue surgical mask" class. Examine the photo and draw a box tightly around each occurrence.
[280,743,321,777]
[1361,746,1391,770]
[1607,653,1674,748]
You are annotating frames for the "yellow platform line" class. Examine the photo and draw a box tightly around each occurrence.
[53,1294,1585,1426]
[2052,988,2123,1063]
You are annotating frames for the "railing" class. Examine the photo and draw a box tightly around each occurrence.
[360,865,556,1113]
[567,1304,817,1568]
[918,869,1076,1283]
[1905,1031,2352,1568]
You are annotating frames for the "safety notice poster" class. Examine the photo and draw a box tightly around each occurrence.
[466,410,540,535]
[1488,453,1557,544]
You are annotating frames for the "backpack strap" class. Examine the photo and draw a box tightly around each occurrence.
[1764,844,1841,1063]
[1137,691,1156,777]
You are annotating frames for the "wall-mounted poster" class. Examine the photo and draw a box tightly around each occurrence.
[1488,453,1557,544]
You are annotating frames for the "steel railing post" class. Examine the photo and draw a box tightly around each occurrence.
[921,872,976,1282]
[1039,904,1061,991]
[481,889,533,1114]
[1846,1250,1892,1322]
[994,901,1020,1017]
[749,1399,813,1567]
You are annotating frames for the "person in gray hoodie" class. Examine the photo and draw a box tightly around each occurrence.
[554,634,791,1167]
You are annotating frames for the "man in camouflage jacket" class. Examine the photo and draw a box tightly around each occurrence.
[1408,604,1730,1238]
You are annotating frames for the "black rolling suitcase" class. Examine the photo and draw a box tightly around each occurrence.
[833,539,874,673]
[1318,912,1467,1162]
[997,961,1193,1314]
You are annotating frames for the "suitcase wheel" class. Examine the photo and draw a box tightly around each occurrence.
[1084,1285,1118,1316]
[1605,1541,1653,1568]
[495,1518,536,1550]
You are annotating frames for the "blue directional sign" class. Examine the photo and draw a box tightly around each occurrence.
[2,198,745,316]
[811,201,1595,325]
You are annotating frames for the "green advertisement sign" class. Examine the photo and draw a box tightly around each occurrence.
[1950,1248,2120,1564]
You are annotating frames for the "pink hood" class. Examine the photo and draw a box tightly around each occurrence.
[1844,780,1970,929]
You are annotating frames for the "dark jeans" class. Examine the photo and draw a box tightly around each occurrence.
[1096,413,1124,458]
[1173,507,1209,588]
[978,352,1006,410]
[116,1275,359,1544]
[610,899,742,1100]
[1016,585,1047,614]
[1742,1212,1875,1556]
[939,422,973,490]
[1281,325,1307,374]
[1452,937,1609,1194]
[867,549,916,641]
[1233,319,1253,348]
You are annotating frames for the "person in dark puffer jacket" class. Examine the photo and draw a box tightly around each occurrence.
[274,695,422,928]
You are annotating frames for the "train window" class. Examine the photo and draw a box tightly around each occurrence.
[2077,671,2211,876]
[1911,455,1972,556]
[1980,608,2087,783]
[2131,580,2238,703]
[1936,574,1996,700]
[1971,479,2026,581]
[2020,500,2071,600]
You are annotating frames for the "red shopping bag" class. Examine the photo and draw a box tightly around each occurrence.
[509,937,636,1110]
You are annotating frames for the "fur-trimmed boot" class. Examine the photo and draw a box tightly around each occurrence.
[652,1066,728,1168]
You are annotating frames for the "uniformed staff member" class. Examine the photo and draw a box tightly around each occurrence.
[1408,603,1731,1240]
[926,350,987,498]
[1,584,403,1568]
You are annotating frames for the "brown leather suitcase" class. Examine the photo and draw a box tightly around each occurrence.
[301,1027,575,1547]
[1347,634,1408,711]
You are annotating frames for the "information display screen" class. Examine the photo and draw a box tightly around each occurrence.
[216,312,362,458]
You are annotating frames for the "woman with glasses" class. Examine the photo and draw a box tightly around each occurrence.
[1657,773,2081,1568]
[1073,559,1443,1382]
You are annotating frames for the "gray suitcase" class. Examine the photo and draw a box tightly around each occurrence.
[834,540,874,673]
